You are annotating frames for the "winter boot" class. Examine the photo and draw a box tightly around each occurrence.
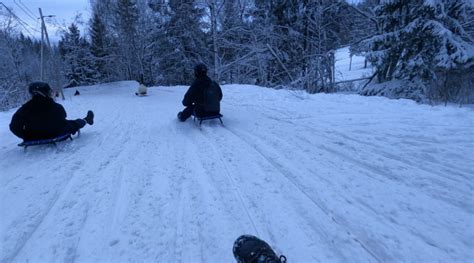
[84,110,94,125]
[233,235,286,263]
[177,111,185,122]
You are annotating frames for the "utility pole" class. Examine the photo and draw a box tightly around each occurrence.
[39,8,44,81]
[39,8,53,51]
[39,8,64,99]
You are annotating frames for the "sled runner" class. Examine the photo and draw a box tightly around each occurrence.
[18,131,79,151]
[193,113,223,126]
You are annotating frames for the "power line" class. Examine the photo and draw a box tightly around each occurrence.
[18,0,37,19]
[0,2,41,35]
[0,2,36,37]
[14,0,38,24]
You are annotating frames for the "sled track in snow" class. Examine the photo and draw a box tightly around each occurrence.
[1,138,93,262]
[258,110,473,213]
[2,84,472,262]
[3,163,83,263]
[197,128,261,236]
[219,125,383,262]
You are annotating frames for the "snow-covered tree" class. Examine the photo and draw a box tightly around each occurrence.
[0,9,43,110]
[362,0,474,101]
[158,0,206,85]
[89,11,108,81]
[248,0,346,92]
[112,0,141,80]
[218,0,253,84]
[360,0,473,102]
[59,23,98,85]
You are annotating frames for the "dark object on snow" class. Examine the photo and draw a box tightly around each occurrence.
[179,63,223,122]
[18,132,79,151]
[233,235,286,263]
[84,110,94,125]
[193,112,223,126]
[177,110,223,126]
[9,82,94,141]
[74,90,80,96]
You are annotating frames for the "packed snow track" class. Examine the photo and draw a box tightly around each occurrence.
[1,82,472,262]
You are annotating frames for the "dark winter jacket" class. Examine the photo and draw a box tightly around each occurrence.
[9,95,70,140]
[182,75,223,116]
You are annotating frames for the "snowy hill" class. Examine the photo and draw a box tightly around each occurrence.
[0,82,473,262]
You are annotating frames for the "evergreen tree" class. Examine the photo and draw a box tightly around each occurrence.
[359,0,474,102]
[90,11,108,81]
[113,0,140,80]
[158,0,206,84]
[219,0,245,83]
[250,0,345,92]
[361,0,473,82]
[59,23,97,85]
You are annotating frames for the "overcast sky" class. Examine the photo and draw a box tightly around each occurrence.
[2,0,90,41]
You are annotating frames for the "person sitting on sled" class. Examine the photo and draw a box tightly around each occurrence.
[136,74,147,96]
[9,82,94,141]
[177,63,222,122]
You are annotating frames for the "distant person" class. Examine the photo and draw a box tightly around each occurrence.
[9,82,94,141]
[136,83,147,96]
[177,63,222,122]
[136,84,147,96]
[74,90,80,96]
[135,74,148,96]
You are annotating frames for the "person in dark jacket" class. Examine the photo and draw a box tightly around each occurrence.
[9,82,94,141]
[177,63,223,122]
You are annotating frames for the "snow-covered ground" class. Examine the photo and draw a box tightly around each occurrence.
[335,47,374,83]
[1,82,473,262]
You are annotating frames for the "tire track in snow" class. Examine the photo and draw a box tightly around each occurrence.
[197,127,260,236]
[197,124,380,261]
[1,133,98,262]
[220,125,384,262]
[262,105,471,185]
[2,159,86,262]
[296,120,471,189]
[11,99,140,262]
[239,129,464,260]
[7,132,119,261]
[219,106,472,260]
[255,107,472,212]
[246,102,472,187]
[168,123,213,262]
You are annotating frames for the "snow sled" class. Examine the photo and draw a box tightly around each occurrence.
[193,113,223,126]
[18,131,80,151]
[135,84,147,96]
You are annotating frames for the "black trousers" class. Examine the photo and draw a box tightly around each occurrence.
[179,105,196,121]
[65,119,86,135]
[20,119,86,141]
